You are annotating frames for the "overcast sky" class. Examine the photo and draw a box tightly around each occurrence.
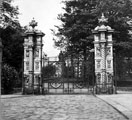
[13,0,64,57]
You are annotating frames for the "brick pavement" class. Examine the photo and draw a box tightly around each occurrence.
[1,95,128,120]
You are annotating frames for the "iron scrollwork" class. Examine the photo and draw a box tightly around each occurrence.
[75,81,85,88]
[50,82,62,89]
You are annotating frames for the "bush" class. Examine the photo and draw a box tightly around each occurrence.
[1,64,19,94]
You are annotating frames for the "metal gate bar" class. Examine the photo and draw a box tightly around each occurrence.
[42,53,95,95]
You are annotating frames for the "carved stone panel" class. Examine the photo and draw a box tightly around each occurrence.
[107,73,112,83]
[24,75,29,85]
[35,49,39,58]
[107,60,111,69]
[96,73,101,83]
[106,47,111,56]
[29,36,33,43]
[34,75,40,84]
[96,47,101,56]
[26,61,29,70]
[26,49,29,57]
[35,62,39,70]
[97,60,101,69]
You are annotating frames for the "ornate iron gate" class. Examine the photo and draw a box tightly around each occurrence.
[42,52,95,94]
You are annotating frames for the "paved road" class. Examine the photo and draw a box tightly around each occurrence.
[1,95,128,120]
[97,93,132,120]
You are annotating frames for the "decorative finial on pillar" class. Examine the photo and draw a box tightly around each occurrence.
[29,18,38,29]
[98,13,108,25]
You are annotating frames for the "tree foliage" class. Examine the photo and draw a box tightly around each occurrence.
[0,0,19,28]
[53,0,132,57]
[0,0,24,71]
[0,0,24,93]
[1,25,24,71]
[2,64,19,94]
[42,65,56,78]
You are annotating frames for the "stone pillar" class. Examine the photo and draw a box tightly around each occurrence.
[33,32,45,94]
[93,14,114,94]
[23,19,45,94]
[101,43,106,85]
[28,45,33,87]
[23,33,34,94]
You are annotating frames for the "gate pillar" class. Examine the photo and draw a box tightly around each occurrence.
[93,14,114,94]
[23,19,45,94]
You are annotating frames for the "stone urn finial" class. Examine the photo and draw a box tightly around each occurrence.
[98,13,108,25]
[29,18,38,29]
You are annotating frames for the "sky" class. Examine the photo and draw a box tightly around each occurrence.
[13,0,64,57]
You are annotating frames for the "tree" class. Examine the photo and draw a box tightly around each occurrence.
[1,25,24,72]
[0,0,24,93]
[96,0,132,56]
[42,65,56,78]
[53,0,97,54]
[0,0,24,72]
[0,0,19,28]
[53,0,132,57]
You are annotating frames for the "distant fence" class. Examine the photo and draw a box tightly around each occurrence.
[114,56,132,91]
[116,81,132,87]
[1,87,22,95]
[13,88,22,93]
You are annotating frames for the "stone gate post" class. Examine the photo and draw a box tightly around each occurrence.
[93,14,114,94]
[23,19,45,94]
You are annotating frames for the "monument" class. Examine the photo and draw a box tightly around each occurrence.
[23,19,45,94]
[93,14,115,94]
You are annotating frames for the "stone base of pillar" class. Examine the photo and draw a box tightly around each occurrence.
[24,84,41,94]
[94,85,116,94]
